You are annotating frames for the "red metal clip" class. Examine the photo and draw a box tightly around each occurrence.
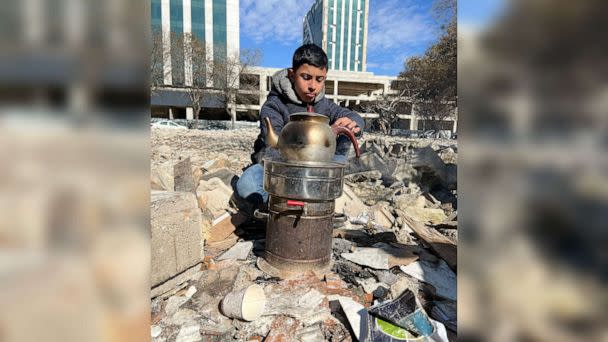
[286,200,305,207]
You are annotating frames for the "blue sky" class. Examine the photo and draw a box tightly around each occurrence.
[239,0,442,76]
[239,0,506,76]
[458,0,506,30]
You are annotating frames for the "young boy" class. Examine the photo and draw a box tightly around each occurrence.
[235,44,364,210]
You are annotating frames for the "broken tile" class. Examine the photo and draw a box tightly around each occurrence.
[400,260,456,301]
[217,241,253,261]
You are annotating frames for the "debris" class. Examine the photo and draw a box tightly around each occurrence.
[151,162,174,191]
[174,323,202,342]
[368,289,434,337]
[372,270,400,286]
[341,248,390,270]
[196,178,233,219]
[151,129,458,341]
[430,300,456,332]
[369,205,396,229]
[151,325,162,338]
[399,260,456,301]
[151,191,204,286]
[185,285,197,299]
[164,295,189,316]
[335,184,368,219]
[201,167,238,187]
[334,296,369,341]
[207,212,239,243]
[332,238,355,255]
[201,154,231,172]
[151,263,202,299]
[265,316,301,342]
[165,308,199,326]
[217,241,253,261]
[399,215,457,270]
[296,324,325,342]
[220,284,266,321]
[344,170,383,183]
[400,206,447,224]
[356,277,388,294]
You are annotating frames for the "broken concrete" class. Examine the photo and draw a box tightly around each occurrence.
[151,129,458,341]
[201,167,238,187]
[151,191,204,286]
[400,260,457,301]
[217,241,254,261]
[196,178,233,219]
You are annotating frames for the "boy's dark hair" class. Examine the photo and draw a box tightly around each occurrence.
[292,44,328,71]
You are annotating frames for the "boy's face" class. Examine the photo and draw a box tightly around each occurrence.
[288,63,327,104]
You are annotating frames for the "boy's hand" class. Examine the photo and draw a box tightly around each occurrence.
[332,117,361,134]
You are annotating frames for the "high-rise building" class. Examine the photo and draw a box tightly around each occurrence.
[151,0,239,86]
[303,0,368,72]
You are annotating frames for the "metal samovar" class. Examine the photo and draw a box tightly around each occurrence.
[255,112,360,278]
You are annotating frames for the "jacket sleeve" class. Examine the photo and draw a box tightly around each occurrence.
[326,100,365,137]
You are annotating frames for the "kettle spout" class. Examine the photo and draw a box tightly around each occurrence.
[263,117,278,148]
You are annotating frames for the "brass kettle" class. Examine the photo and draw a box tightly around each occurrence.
[264,112,361,162]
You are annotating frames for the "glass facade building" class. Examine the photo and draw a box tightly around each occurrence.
[303,0,368,72]
[151,0,238,86]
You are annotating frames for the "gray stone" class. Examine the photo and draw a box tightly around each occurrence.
[341,248,389,270]
[332,238,355,255]
[201,167,237,187]
[217,241,253,261]
[400,260,456,301]
[164,295,188,316]
[151,191,204,286]
[151,162,174,191]
[356,277,387,294]
[196,178,233,219]
[174,157,196,192]
[175,324,202,342]
[372,270,400,286]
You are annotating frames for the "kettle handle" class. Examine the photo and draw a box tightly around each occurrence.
[331,126,361,158]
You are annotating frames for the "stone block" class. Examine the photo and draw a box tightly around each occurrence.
[174,157,196,193]
[151,191,204,287]
[196,178,233,219]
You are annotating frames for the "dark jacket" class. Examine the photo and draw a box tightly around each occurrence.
[251,68,365,163]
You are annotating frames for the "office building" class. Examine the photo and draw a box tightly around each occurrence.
[151,0,239,87]
[303,0,368,72]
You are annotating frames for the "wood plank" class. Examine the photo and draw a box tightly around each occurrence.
[399,212,457,271]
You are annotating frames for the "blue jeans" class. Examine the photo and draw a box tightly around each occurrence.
[236,164,268,204]
[236,155,348,205]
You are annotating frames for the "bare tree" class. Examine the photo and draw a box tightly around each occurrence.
[151,30,261,129]
[208,48,262,129]
[361,87,410,134]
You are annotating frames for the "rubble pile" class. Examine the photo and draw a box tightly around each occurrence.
[151,128,457,341]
